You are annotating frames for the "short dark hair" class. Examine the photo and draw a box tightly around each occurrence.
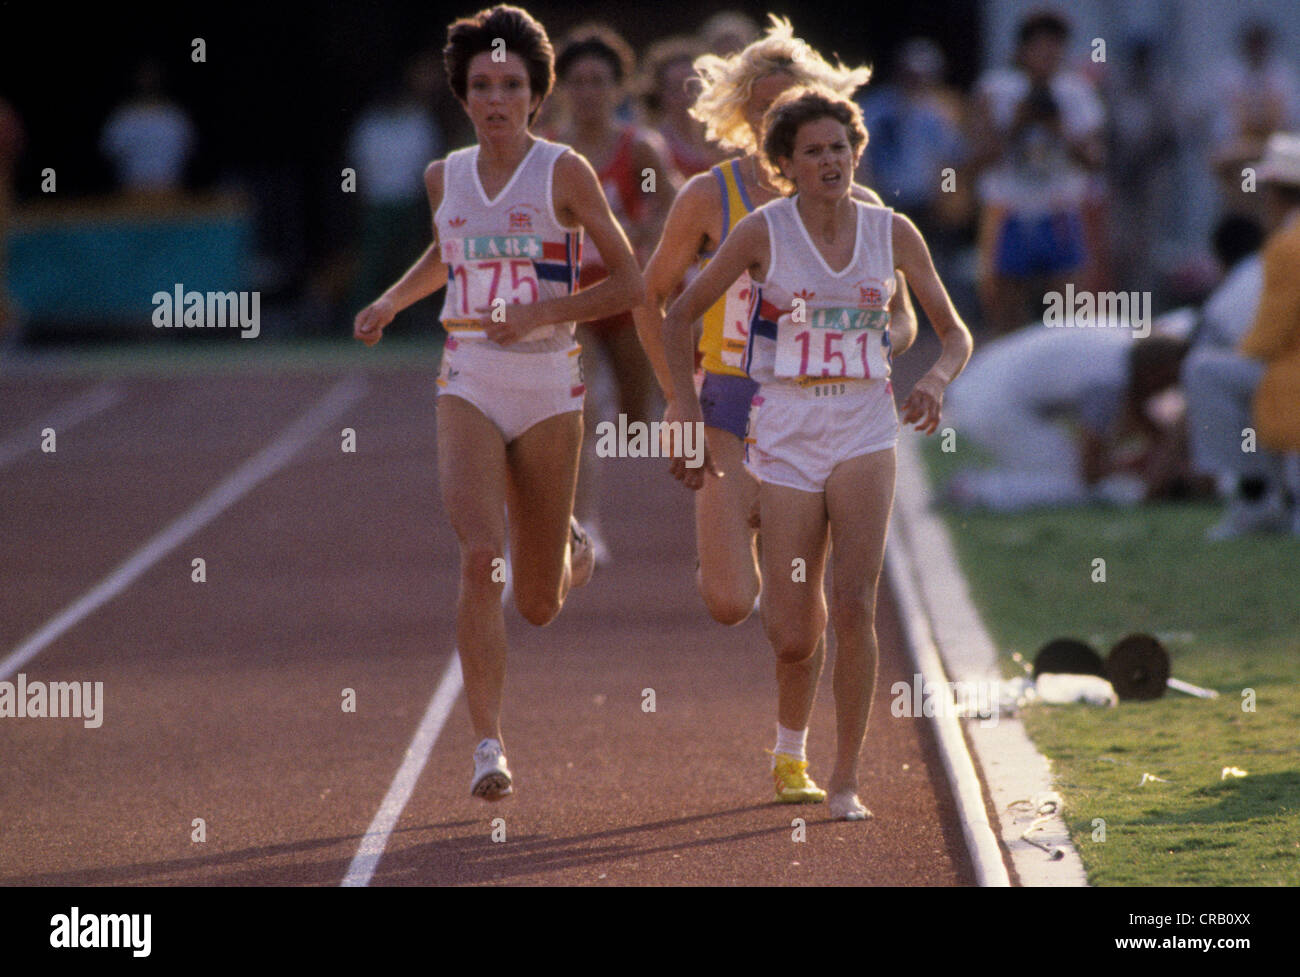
[761,87,867,194]
[556,25,635,86]
[1128,335,1189,402]
[1017,10,1070,48]
[444,5,555,122]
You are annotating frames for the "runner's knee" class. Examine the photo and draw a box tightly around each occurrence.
[829,592,874,638]
[460,543,505,596]
[514,586,561,627]
[766,617,822,664]
[700,577,758,627]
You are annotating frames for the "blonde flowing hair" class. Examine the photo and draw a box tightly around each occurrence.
[689,14,872,154]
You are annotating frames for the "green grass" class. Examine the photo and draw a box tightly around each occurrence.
[922,440,1300,885]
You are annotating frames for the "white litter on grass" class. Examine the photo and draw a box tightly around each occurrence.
[1138,772,1169,786]
[1035,673,1118,707]
[1008,792,1066,860]
[1221,766,1249,780]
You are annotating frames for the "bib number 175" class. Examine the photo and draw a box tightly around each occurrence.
[453,258,540,316]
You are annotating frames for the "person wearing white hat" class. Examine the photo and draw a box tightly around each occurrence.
[1184,132,1300,539]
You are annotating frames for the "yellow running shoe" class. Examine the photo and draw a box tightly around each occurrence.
[769,751,827,804]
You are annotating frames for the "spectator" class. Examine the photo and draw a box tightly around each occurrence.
[701,11,761,57]
[857,38,970,280]
[1206,20,1300,219]
[970,11,1105,336]
[1104,37,1179,295]
[1191,215,1265,353]
[100,60,195,194]
[1184,133,1300,539]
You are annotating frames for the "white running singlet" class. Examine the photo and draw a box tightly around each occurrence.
[435,138,582,353]
[745,196,895,387]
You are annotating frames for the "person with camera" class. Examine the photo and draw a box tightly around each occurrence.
[969,11,1105,335]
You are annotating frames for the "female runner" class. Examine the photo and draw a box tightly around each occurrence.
[662,86,972,819]
[353,4,643,800]
[550,25,679,561]
[633,17,916,805]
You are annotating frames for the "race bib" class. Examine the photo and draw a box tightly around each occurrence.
[442,235,543,337]
[718,276,757,369]
[772,306,891,380]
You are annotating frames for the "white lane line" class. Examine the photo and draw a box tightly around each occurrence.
[340,654,465,888]
[0,375,368,682]
[0,381,125,471]
[342,570,513,888]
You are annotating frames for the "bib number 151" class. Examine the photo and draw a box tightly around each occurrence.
[774,310,889,380]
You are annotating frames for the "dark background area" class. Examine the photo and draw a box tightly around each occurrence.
[0,0,980,293]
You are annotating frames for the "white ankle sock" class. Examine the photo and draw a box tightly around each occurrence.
[774,724,808,761]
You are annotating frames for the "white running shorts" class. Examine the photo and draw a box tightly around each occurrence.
[437,336,586,443]
[744,378,898,493]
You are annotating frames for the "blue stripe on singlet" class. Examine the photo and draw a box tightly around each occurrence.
[743,296,777,374]
[713,165,730,248]
[731,159,754,213]
[536,263,572,283]
[751,311,777,340]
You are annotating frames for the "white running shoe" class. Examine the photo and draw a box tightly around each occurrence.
[471,739,512,801]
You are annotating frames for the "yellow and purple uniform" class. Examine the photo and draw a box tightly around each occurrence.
[696,159,761,440]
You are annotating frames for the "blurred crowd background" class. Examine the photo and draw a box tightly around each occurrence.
[2,0,1299,537]
[0,0,1294,340]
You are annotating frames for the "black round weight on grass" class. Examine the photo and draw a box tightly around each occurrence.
[1106,633,1171,701]
[1032,638,1106,678]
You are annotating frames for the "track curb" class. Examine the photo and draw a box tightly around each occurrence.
[886,433,1089,887]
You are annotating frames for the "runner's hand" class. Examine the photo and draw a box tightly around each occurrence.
[354,297,396,346]
[901,375,945,435]
[663,400,720,491]
[482,303,541,346]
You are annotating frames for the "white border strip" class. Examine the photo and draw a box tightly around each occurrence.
[341,572,513,888]
[885,528,1011,887]
[0,381,125,472]
[889,432,1087,886]
[0,375,367,681]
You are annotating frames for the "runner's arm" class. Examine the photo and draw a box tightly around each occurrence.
[892,212,973,433]
[632,174,718,399]
[663,212,768,413]
[485,151,644,343]
[354,160,450,345]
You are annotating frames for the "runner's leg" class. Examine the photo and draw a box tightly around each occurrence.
[758,482,830,730]
[822,446,895,797]
[695,425,762,625]
[505,409,587,626]
[437,395,509,745]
